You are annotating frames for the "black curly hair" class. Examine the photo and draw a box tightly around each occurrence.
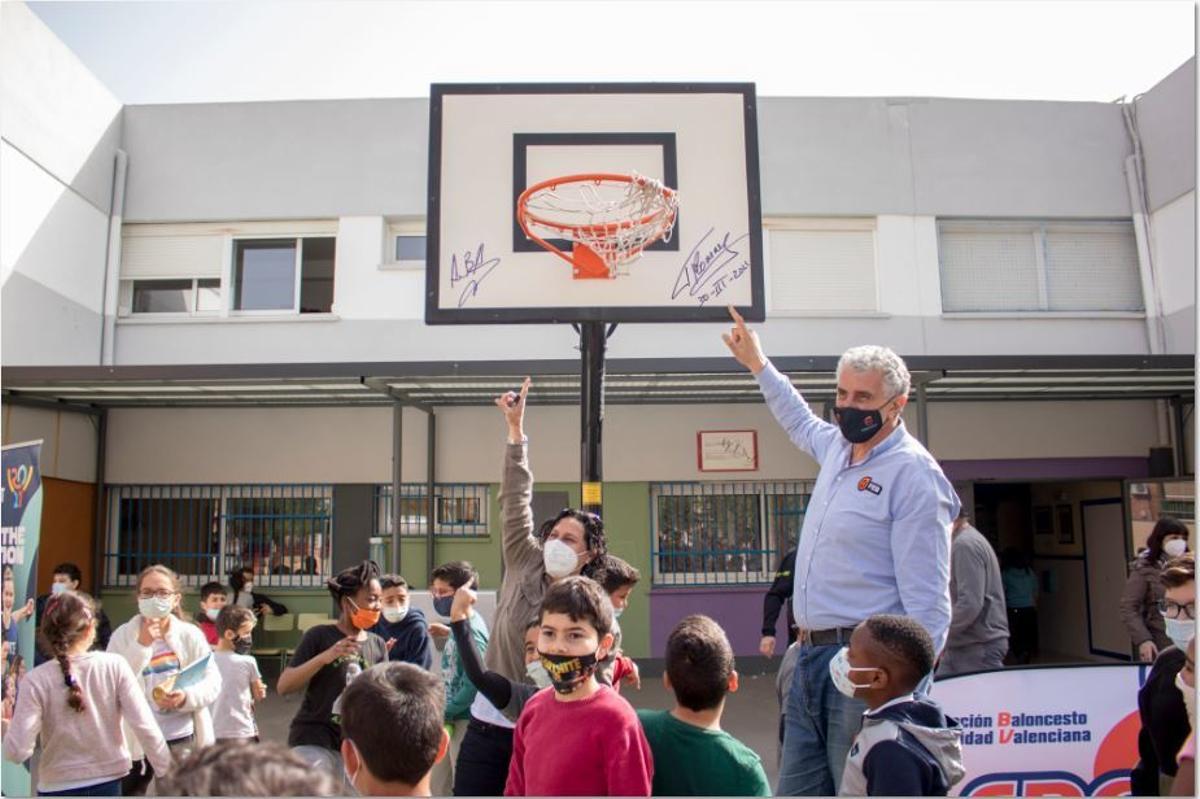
[537,509,609,578]
[326,560,381,601]
[862,614,935,690]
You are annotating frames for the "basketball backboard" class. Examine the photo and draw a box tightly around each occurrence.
[426,83,764,324]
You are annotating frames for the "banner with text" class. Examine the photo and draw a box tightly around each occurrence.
[936,663,1143,796]
[2,440,44,798]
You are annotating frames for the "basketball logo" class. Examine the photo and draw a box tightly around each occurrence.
[857,476,883,495]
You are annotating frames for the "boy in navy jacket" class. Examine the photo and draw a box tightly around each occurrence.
[370,574,433,670]
[832,614,964,795]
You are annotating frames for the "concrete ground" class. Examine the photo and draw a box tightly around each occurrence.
[256,664,785,789]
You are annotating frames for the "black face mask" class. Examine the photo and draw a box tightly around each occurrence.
[233,636,253,656]
[833,398,897,444]
[538,650,599,694]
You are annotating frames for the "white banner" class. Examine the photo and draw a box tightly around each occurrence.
[934,664,1145,797]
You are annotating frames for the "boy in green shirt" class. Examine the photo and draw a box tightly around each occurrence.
[637,614,771,796]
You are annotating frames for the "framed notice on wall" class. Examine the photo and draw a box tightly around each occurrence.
[697,430,758,472]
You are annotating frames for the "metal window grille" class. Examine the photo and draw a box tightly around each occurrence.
[104,484,333,589]
[649,481,812,586]
[373,483,489,538]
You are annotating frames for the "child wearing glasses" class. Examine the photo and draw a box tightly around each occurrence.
[108,564,221,795]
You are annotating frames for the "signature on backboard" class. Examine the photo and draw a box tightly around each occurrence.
[450,243,501,307]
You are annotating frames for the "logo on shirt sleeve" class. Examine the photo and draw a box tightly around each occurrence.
[857,476,883,495]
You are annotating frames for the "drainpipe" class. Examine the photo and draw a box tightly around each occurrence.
[99,149,128,366]
[1120,102,1167,355]
[1120,101,1172,448]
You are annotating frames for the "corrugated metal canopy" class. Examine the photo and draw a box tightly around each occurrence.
[2,357,1194,409]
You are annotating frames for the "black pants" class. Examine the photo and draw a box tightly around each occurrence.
[453,718,514,797]
[121,735,193,796]
[1007,607,1039,664]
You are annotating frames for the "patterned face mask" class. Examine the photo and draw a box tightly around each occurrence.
[538,650,599,694]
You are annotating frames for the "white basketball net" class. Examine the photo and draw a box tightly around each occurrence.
[522,173,679,274]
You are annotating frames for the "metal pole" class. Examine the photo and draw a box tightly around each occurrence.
[426,411,436,576]
[91,409,108,597]
[391,402,403,575]
[580,322,606,515]
[916,382,929,447]
[1171,396,1186,476]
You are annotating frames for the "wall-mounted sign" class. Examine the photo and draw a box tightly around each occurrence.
[697,430,758,472]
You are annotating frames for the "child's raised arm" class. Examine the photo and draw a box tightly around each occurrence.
[450,588,510,702]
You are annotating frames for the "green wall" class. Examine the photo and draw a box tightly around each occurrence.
[99,480,656,658]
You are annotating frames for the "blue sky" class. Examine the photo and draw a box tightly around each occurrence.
[28,1,1195,104]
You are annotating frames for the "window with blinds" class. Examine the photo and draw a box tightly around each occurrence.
[767,221,878,312]
[938,221,1144,313]
[120,232,226,316]
[121,234,225,279]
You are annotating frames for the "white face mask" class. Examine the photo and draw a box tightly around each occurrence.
[525,658,553,688]
[543,538,580,579]
[382,604,409,624]
[138,596,175,620]
[613,607,624,619]
[50,582,68,595]
[1164,539,1188,559]
[204,607,221,621]
[1176,669,1195,721]
[1163,615,1196,651]
[828,646,878,699]
[243,582,254,594]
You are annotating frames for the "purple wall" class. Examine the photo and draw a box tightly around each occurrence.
[650,586,785,658]
[941,457,1149,481]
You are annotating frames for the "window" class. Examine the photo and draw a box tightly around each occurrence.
[650,481,811,586]
[233,237,336,313]
[129,278,222,314]
[374,483,489,538]
[104,484,332,588]
[394,234,427,264]
[938,220,1143,313]
[767,220,877,312]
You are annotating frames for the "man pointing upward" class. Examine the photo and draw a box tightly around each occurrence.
[723,307,958,796]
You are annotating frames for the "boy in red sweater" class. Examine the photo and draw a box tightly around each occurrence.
[504,576,653,797]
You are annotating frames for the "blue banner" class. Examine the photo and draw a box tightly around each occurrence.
[2,440,44,798]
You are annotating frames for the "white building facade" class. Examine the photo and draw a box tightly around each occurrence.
[2,3,1194,663]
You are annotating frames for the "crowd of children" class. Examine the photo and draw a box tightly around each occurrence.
[0,381,1010,797]
[1,564,975,797]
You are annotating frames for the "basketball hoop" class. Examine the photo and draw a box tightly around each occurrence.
[517,172,679,279]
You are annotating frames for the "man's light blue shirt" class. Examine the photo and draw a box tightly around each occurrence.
[756,362,958,651]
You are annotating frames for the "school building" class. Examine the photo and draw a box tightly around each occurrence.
[2,3,1195,667]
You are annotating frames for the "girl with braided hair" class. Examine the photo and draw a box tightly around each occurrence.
[278,559,387,781]
[2,591,171,796]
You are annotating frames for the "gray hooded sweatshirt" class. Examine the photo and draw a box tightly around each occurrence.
[840,696,966,796]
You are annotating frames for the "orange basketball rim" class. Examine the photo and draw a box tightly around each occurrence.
[516,172,680,279]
